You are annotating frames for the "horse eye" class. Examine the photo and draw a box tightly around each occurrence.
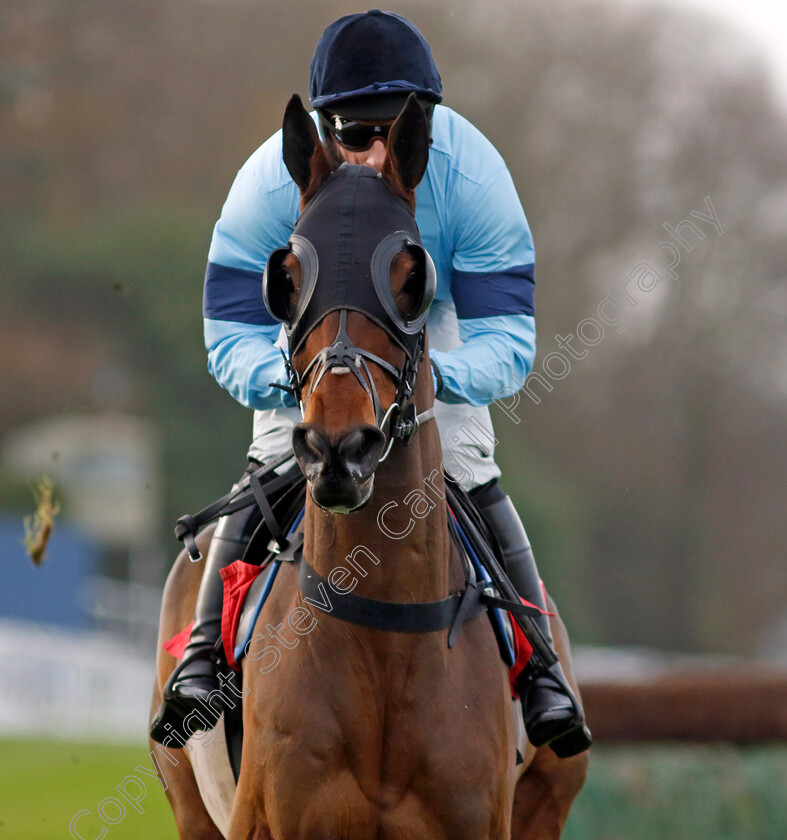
[394,266,422,317]
[269,260,301,321]
[281,269,300,318]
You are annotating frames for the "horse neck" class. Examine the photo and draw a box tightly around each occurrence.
[303,410,455,604]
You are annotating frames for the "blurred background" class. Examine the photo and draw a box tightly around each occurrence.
[1,0,785,837]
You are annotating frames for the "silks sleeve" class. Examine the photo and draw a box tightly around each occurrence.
[430,164,536,406]
[202,158,301,410]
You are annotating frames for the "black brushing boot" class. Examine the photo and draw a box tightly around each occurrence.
[150,504,259,745]
[472,481,591,757]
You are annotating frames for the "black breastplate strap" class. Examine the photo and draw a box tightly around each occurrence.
[295,552,487,646]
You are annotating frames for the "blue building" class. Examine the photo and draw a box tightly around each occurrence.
[0,517,97,628]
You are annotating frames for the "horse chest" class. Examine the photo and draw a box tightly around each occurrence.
[245,619,511,840]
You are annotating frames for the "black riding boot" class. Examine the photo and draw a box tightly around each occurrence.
[150,502,259,744]
[471,480,590,756]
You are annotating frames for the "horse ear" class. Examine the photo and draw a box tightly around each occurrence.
[282,94,331,196]
[382,93,430,192]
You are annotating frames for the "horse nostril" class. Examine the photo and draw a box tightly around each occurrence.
[292,424,330,473]
[337,426,386,480]
[293,423,385,488]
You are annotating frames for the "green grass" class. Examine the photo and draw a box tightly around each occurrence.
[0,739,178,840]
[1,740,785,839]
[565,745,787,840]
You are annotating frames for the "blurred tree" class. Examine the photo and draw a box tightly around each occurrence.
[1,0,785,654]
[449,1,787,653]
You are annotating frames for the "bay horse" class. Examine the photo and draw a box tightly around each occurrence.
[150,93,588,839]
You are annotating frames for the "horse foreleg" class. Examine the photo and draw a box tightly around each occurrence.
[511,597,589,839]
[225,796,272,840]
[150,529,225,840]
[511,746,587,839]
[149,685,224,840]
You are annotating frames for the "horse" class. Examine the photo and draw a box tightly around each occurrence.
[150,93,588,840]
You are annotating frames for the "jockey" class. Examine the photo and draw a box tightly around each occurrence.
[152,10,589,755]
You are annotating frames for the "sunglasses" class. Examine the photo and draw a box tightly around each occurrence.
[324,114,393,151]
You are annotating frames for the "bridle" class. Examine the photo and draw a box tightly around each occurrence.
[263,164,437,460]
[281,308,431,461]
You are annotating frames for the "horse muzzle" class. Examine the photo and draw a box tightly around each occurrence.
[292,423,386,513]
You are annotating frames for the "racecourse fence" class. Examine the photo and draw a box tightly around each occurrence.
[576,647,787,742]
[0,619,155,741]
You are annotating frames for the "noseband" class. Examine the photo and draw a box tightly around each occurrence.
[263,164,437,458]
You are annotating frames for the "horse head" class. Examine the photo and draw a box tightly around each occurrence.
[263,93,435,513]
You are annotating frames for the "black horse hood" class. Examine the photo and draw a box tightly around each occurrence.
[263,163,435,358]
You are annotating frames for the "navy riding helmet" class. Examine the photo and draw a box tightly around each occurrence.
[309,10,442,121]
